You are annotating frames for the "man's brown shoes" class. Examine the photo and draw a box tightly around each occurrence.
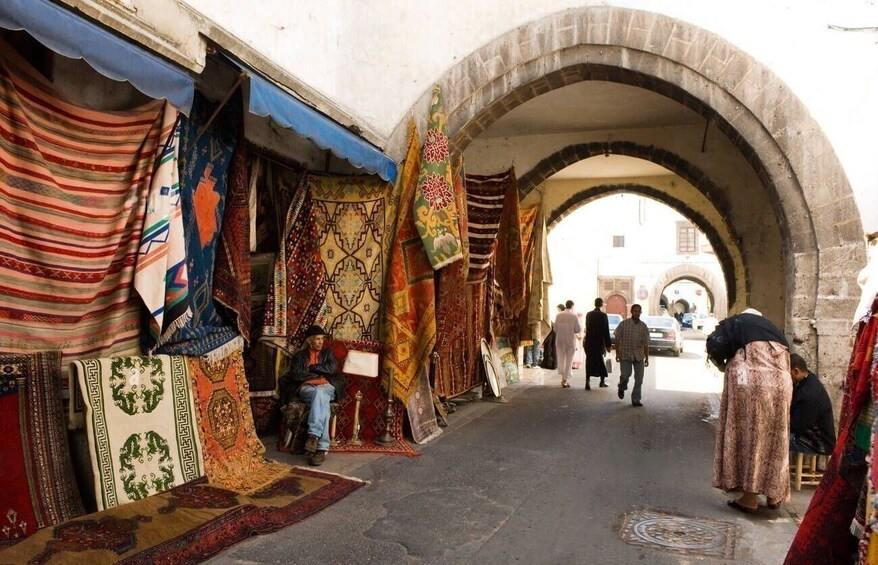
[304,434,319,455]
[309,450,326,466]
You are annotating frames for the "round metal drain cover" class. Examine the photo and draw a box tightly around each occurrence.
[620,510,738,559]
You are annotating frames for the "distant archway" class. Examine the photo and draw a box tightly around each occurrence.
[650,265,727,319]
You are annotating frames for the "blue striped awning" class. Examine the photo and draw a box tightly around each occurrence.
[231,59,397,183]
[0,0,195,114]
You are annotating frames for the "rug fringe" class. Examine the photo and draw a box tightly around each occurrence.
[290,465,371,484]
[156,308,193,348]
[203,336,245,362]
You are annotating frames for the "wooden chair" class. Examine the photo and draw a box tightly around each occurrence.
[790,451,826,490]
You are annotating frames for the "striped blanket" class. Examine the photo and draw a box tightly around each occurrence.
[0,41,170,360]
[465,170,515,282]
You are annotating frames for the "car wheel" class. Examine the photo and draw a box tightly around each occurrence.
[672,348,681,357]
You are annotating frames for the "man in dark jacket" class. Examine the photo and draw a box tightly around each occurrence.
[584,297,612,390]
[789,353,836,455]
[279,325,340,466]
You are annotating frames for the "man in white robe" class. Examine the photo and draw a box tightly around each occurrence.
[554,300,581,388]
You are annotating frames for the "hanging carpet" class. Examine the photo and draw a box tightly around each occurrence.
[465,170,513,282]
[308,173,396,342]
[213,143,252,343]
[493,168,526,335]
[0,41,171,361]
[70,355,204,511]
[517,205,540,342]
[186,338,288,494]
[413,85,464,269]
[434,166,476,398]
[381,120,437,401]
[260,164,327,354]
[157,91,241,356]
[0,352,84,547]
[526,208,554,344]
[784,297,878,564]
[134,116,192,350]
[0,468,364,564]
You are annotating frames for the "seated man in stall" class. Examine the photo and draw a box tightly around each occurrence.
[789,353,836,455]
[279,325,341,466]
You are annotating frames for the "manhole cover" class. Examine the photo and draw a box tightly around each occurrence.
[620,510,738,559]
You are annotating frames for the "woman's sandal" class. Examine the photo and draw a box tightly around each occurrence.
[727,499,758,514]
[765,500,782,510]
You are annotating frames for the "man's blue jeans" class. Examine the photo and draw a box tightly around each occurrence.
[299,383,336,451]
[619,360,645,403]
[524,343,540,366]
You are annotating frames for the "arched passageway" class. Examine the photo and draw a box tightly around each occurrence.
[392,6,865,394]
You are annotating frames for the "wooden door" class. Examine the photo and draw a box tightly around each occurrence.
[606,293,628,318]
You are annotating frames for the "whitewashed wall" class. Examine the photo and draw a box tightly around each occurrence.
[179,0,878,231]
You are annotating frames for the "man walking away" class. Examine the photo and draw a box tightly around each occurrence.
[614,304,650,406]
[554,300,581,388]
[584,297,612,390]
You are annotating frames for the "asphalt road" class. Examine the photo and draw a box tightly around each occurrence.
[210,335,806,564]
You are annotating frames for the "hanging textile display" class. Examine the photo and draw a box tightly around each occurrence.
[71,355,204,511]
[413,85,464,269]
[187,338,288,493]
[0,42,171,360]
[465,170,513,281]
[526,208,554,343]
[434,166,475,398]
[0,352,84,546]
[158,92,241,356]
[381,120,437,401]
[0,469,364,564]
[308,173,396,341]
[260,165,327,354]
[784,297,878,564]
[213,143,252,342]
[493,168,526,323]
[517,205,540,342]
[135,115,190,350]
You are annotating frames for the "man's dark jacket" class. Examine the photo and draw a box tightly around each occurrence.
[790,372,836,455]
[584,308,612,353]
[279,347,342,405]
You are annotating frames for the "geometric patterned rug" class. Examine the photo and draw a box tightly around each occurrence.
[619,509,738,559]
[0,468,364,564]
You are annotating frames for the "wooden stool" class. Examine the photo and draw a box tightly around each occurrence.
[790,451,826,490]
[278,400,340,454]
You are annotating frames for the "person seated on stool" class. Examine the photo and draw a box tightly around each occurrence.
[789,353,835,455]
[278,325,340,466]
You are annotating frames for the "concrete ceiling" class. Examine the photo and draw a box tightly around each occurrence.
[479,81,702,138]
[550,155,674,179]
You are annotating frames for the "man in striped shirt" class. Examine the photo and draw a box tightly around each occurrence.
[614,304,650,407]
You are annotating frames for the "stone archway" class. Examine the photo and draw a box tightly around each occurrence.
[391,6,864,390]
[650,264,728,320]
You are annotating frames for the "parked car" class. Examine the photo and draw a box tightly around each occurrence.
[643,315,683,356]
[681,313,695,329]
[695,315,719,333]
[607,314,623,346]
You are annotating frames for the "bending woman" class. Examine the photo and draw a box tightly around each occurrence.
[707,308,792,513]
